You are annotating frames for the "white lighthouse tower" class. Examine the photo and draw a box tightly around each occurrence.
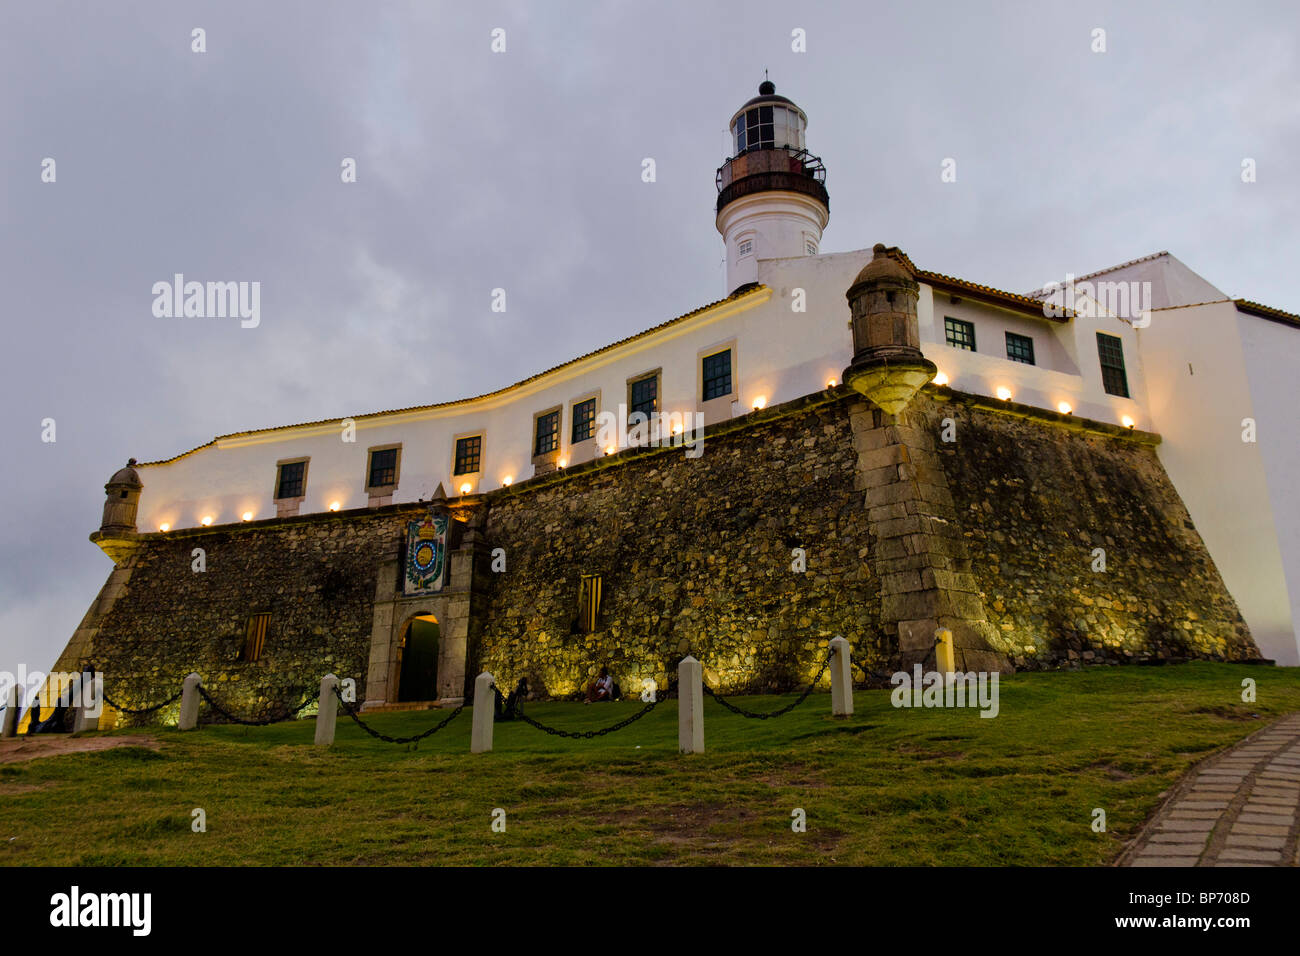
[715,80,830,295]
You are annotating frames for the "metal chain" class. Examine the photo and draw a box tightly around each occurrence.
[701,650,834,719]
[197,685,316,727]
[331,685,464,745]
[101,687,185,716]
[513,685,675,739]
[850,659,894,686]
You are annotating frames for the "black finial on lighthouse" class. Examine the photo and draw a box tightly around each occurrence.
[759,76,775,95]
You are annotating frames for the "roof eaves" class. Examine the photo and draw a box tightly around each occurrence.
[870,246,1072,322]
[1235,298,1300,330]
[136,284,770,466]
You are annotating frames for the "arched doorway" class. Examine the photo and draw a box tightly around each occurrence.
[396,614,440,702]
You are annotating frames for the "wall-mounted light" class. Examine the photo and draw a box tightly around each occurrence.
[604,445,616,456]
[933,371,949,386]
[158,522,170,533]
[672,423,683,435]
[241,511,254,522]
[1122,415,1135,429]
[752,396,767,410]
[1057,401,1073,415]
[502,476,513,487]
[201,516,213,526]
[329,501,341,512]
[558,458,567,469]
[826,378,837,388]
[459,482,473,495]
[996,387,1012,401]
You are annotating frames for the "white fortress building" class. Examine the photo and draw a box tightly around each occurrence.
[109,81,1300,667]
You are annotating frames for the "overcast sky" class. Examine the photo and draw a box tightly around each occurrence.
[2,0,1297,678]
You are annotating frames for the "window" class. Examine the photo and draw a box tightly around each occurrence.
[702,349,733,401]
[945,317,976,351]
[1097,333,1130,397]
[241,613,270,662]
[735,107,802,153]
[534,409,560,456]
[1005,332,1035,365]
[454,436,482,475]
[275,460,306,500]
[629,374,658,418]
[738,238,753,257]
[367,448,399,488]
[805,240,818,256]
[744,105,775,151]
[578,574,603,634]
[572,398,597,443]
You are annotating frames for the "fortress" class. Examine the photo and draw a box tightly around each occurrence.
[53,81,1300,724]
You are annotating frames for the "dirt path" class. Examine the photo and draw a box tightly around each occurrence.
[0,734,160,764]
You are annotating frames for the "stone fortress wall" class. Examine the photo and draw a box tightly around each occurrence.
[55,243,1261,724]
[59,379,1258,726]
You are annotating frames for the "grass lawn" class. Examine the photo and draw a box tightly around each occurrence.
[1,662,1296,866]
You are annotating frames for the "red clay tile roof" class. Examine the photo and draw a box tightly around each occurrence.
[1235,299,1300,329]
[882,247,1073,322]
[137,284,770,465]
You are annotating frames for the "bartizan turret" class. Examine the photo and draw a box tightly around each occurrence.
[90,459,143,565]
[842,244,937,416]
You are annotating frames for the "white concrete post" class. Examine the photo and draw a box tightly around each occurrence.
[678,656,703,754]
[314,674,339,746]
[470,672,494,754]
[72,671,102,733]
[935,627,956,677]
[178,673,201,731]
[1,685,19,738]
[829,636,853,716]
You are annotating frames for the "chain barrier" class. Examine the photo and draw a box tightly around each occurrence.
[512,684,676,739]
[101,688,185,716]
[850,659,895,686]
[197,685,318,727]
[701,650,835,720]
[331,685,464,746]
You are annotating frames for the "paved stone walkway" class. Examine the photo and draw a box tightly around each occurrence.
[1123,713,1300,867]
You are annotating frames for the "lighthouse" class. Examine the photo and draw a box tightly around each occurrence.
[715,80,829,295]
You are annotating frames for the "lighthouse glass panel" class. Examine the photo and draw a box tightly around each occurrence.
[783,108,804,149]
[745,106,774,150]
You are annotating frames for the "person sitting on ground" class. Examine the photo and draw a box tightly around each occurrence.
[495,678,528,721]
[585,667,614,703]
[24,701,41,735]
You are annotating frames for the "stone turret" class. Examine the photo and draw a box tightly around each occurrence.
[842,244,937,416]
[90,460,143,565]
